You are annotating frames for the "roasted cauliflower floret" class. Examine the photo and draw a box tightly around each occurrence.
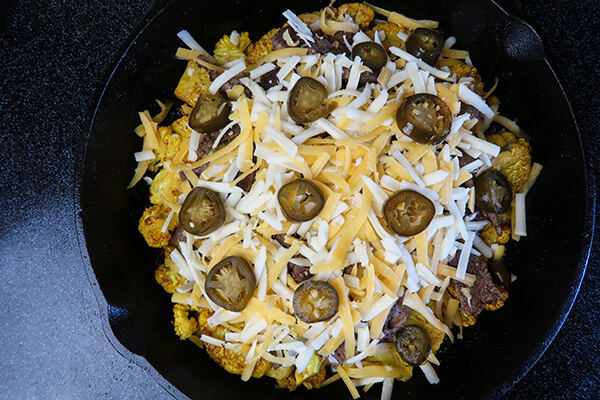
[298,11,320,26]
[138,205,176,247]
[369,21,406,50]
[276,356,326,391]
[169,115,192,141]
[459,309,477,327]
[204,343,271,378]
[174,60,212,107]
[158,126,183,164]
[196,307,272,378]
[295,354,323,386]
[450,63,484,94]
[487,131,522,149]
[337,3,374,30]
[149,168,179,205]
[246,28,278,65]
[300,362,326,390]
[488,132,532,192]
[155,257,186,294]
[197,308,272,378]
[196,307,228,340]
[173,304,200,340]
[214,31,252,64]
[265,365,294,381]
[450,63,481,82]
[480,223,511,246]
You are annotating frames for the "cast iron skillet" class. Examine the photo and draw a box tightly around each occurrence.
[78,0,593,399]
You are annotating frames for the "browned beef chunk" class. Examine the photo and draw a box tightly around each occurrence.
[463,178,474,188]
[460,103,481,121]
[192,163,209,175]
[341,67,378,87]
[178,163,209,182]
[194,54,220,79]
[458,152,476,168]
[449,253,505,317]
[272,26,301,49]
[459,103,484,135]
[235,170,256,193]
[328,342,346,370]
[170,226,187,244]
[258,66,281,91]
[195,130,221,159]
[381,300,411,341]
[178,124,241,181]
[195,124,241,159]
[487,212,503,235]
[331,31,355,56]
[458,152,476,188]
[359,71,378,86]
[287,262,313,283]
[218,77,252,98]
[269,351,282,370]
[308,34,343,55]
[272,233,291,249]
[343,264,355,275]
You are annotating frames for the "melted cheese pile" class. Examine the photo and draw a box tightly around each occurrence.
[133,6,532,399]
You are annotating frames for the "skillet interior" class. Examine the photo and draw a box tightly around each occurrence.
[80,0,590,398]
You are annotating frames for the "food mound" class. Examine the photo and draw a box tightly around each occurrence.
[130,3,541,399]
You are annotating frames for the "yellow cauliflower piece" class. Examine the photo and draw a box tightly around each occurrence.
[149,168,177,205]
[275,356,326,390]
[450,63,481,82]
[480,223,511,246]
[488,132,532,192]
[174,60,212,107]
[450,63,484,94]
[337,3,375,30]
[266,365,294,381]
[369,21,406,50]
[195,307,272,378]
[204,343,271,378]
[214,31,252,64]
[294,354,323,386]
[459,309,477,327]
[300,363,326,390]
[298,12,320,26]
[196,308,228,340]
[158,126,183,164]
[169,115,192,141]
[154,257,186,294]
[487,131,523,150]
[277,362,327,391]
[173,304,199,340]
[246,28,278,65]
[138,205,176,248]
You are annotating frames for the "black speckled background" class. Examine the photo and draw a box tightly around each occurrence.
[0,0,598,399]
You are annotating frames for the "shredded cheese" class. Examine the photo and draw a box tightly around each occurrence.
[132,6,537,397]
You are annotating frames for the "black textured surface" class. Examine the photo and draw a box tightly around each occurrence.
[0,1,598,399]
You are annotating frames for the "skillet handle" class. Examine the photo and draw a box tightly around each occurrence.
[498,14,546,61]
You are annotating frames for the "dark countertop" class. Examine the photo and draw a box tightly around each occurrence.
[0,0,598,399]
